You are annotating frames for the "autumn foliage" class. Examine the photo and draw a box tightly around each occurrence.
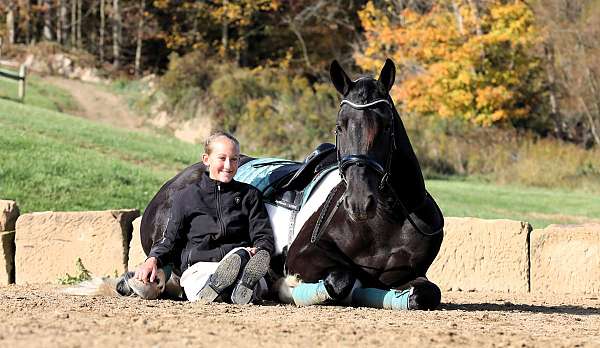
[356,0,545,127]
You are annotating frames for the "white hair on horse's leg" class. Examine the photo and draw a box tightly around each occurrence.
[62,277,120,297]
[274,274,301,304]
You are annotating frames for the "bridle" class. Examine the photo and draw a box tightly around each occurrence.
[336,97,396,192]
[309,94,440,240]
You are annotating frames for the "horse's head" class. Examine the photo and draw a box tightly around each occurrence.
[330,59,397,222]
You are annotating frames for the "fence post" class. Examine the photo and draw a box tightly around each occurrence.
[18,64,26,102]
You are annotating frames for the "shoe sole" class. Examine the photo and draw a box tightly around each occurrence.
[231,250,270,304]
[197,254,242,304]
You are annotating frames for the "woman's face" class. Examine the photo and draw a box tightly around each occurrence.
[202,137,240,183]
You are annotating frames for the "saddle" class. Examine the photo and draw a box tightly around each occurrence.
[235,143,337,207]
[234,143,338,255]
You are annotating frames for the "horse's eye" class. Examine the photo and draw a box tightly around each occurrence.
[334,124,343,134]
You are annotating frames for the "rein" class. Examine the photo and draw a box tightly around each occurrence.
[310,96,440,244]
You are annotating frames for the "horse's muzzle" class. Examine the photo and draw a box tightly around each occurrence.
[344,193,376,222]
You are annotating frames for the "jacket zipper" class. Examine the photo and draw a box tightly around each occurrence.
[187,248,192,269]
[216,183,226,238]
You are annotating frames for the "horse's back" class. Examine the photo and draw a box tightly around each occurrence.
[140,162,206,255]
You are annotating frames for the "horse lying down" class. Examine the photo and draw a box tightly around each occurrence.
[65,58,444,310]
[270,59,445,310]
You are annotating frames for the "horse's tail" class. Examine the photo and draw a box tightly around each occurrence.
[62,271,169,299]
[62,276,121,297]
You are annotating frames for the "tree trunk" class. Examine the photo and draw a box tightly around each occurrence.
[24,0,31,44]
[543,42,565,139]
[134,0,146,76]
[450,0,464,36]
[112,0,122,69]
[467,0,483,36]
[58,0,67,44]
[76,0,82,48]
[221,0,229,58]
[99,0,105,62]
[71,0,76,46]
[43,0,53,41]
[288,20,313,71]
[7,4,15,44]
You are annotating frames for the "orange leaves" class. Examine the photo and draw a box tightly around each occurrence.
[356,0,544,128]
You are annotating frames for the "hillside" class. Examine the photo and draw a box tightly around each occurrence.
[1,88,600,227]
[0,97,198,213]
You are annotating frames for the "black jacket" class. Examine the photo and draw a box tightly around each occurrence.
[148,172,274,272]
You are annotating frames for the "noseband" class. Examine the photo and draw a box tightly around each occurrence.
[336,98,396,190]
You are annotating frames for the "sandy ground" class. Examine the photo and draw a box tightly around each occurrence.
[45,77,146,131]
[0,284,599,348]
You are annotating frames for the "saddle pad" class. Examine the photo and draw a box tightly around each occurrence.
[234,158,296,192]
[301,165,338,206]
[293,169,342,238]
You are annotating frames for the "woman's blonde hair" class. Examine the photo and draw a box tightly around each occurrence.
[203,131,240,155]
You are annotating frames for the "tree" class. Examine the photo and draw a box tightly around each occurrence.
[533,0,600,147]
[356,0,547,128]
[112,0,121,68]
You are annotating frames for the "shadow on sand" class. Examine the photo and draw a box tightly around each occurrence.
[441,302,600,316]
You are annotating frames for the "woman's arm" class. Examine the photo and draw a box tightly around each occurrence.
[247,189,275,255]
[136,190,186,282]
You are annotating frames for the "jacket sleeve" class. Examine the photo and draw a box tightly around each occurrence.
[247,189,275,255]
[148,190,186,267]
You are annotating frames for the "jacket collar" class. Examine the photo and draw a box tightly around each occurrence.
[198,171,237,192]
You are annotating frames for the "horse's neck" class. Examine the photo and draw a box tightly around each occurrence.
[389,121,426,210]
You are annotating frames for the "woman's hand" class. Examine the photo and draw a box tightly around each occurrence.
[246,247,258,256]
[135,257,158,283]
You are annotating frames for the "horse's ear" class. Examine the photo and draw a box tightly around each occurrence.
[330,60,352,96]
[378,58,396,92]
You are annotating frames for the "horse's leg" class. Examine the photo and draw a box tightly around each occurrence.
[115,266,171,300]
[277,269,357,306]
[347,277,441,311]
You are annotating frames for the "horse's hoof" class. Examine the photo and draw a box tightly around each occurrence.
[127,277,161,300]
[197,253,242,304]
[116,272,135,296]
[231,250,270,304]
[408,280,441,310]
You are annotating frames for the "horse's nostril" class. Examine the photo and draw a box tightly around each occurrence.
[365,195,376,213]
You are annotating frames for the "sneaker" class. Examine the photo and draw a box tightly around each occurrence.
[197,253,243,303]
[231,249,270,304]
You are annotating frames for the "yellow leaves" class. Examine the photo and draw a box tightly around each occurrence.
[356,0,543,127]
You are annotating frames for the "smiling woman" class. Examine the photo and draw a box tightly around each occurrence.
[128,131,275,305]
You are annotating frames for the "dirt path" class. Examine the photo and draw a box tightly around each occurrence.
[45,77,146,131]
[1,284,599,347]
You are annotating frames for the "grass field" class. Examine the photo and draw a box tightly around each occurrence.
[1,87,599,228]
[0,97,198,213]
[0,70,79,113]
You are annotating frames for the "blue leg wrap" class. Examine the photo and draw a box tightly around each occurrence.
[351,287,412,310]
[292,280,332,307]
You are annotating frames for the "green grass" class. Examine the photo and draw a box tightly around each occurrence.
[0,98,198,213]
[0,70,79,113]
[0,91,599,228]
[427,179,600,229]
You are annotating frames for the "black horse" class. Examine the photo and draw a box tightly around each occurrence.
[279,59,444,310]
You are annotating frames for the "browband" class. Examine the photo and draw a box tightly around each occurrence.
[340,99,391,110]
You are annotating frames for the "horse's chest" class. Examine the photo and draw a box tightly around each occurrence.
[342,224,434,280]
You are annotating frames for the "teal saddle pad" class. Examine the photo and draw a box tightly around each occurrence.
[235,158,338,205]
